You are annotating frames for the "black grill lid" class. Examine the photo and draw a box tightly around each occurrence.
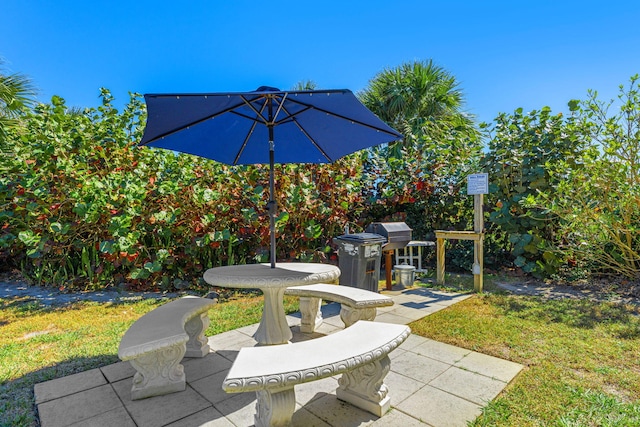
[365,222,412,250]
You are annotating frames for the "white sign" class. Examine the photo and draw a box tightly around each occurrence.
[467,173,489,195]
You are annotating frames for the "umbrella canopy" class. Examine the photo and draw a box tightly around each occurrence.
[139,86,403,267]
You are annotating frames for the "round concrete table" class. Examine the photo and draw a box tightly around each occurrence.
[203,263,341,345]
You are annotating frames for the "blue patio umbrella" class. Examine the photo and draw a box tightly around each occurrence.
[139,86,403,268]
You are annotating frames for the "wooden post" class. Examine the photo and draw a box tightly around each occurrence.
[473,194,484,292]
[435,174,487,291]
[436,237,445,285]
[385,250,393,290]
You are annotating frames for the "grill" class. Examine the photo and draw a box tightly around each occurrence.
[365,222,412,251]
[365,222,412,290]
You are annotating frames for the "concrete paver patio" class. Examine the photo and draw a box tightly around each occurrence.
[34,286,524,427]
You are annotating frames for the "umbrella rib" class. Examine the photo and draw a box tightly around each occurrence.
[284,97,402,137]
[233,118,261,165]
[239,95,269,124]
[142,92,286,144]
[239,93,288,126]
[280,104,334,162]
[141,97,257,144]
[230,110,267,123]
[233,96,270,164]
[273,105,312,126]
[142,92,401,145]
[271,92,288,124]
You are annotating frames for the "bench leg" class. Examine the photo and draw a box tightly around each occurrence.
[184,312,211,357]
[255,387,296,427]
[129,342,187,400]
[299,296,323,333]
[336,355,391,417]
[340,306,377,328]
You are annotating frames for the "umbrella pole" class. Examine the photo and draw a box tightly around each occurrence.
[268,113,277,267]
[269,142,276,268]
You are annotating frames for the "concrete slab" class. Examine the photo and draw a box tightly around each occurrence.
[37,384,121,427]
[100,360,135,383]
[455,350,525,382]
[432,294,474,307]
[292,319,342,336]
[375,303,397,313]
[389,297,438,310]
[374,311,417,325]
[369,408,428,426]
[294,376,339,406]
[163,407,234,427]
[33,285,524,427]
[384,371,428,405]
[430,366,510,405]
[315,314,345,330]
[290,406,333,426]
[411,338,472,365]
[396,385,483,427]
[67,406,136,427]
[391,351,451,384]
[212,392,257,427]
[182,352,233,382]
[112,379,211,427]
[207,330,256,362]
[303,393,378,425]
[388,304,439,321]
[34,368,106,404]
[389,346,409,361]
[286,313,302,327]
[233,322,259,338]
[190,370,233,405]
[397,333,430,351]
[392,290,441,301]
[291,327,328,342]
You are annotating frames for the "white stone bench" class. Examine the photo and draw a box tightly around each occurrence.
[118,295,217,400]
[223,320,410,427]
[284,283,393,333]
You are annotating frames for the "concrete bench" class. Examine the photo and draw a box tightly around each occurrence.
[223,320,410,427]
[284,283,393,333]
[118,295,217,400]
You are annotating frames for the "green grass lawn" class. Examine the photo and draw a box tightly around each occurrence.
[410,293,640,426]
[0,292,299,427]
[1,284,639,426]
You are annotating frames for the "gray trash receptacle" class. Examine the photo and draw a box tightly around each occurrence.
[394,264,416,287]
[333,233,386,292]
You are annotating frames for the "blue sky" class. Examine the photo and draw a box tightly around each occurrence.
[3,1,640,125]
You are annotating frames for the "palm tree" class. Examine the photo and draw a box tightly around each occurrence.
[0,59,37,149]
[359,59,475,145]
[292,80,318,91]
[357,60,482,234]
